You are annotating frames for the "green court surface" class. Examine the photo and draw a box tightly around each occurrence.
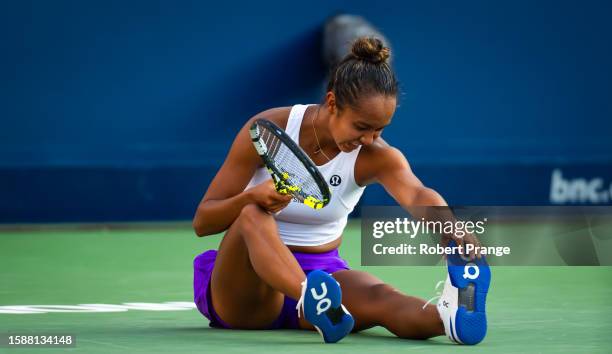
[1,220,611,353]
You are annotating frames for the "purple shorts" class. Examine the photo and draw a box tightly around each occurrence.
[193,248,350,329]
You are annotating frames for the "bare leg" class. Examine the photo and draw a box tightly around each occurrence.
[333,269,444,339]
[210,203,305,328]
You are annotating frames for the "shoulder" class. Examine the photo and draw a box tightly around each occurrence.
[248,106,293,130]
[221,106,294,167]
[361,138,409,168]
[355,137,410,186]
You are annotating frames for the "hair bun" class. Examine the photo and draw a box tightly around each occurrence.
[351,37,390,64]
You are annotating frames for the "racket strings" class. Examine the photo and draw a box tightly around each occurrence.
[260,127,324,201]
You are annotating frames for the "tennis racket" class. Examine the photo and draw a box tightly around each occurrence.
[249,118,331,209]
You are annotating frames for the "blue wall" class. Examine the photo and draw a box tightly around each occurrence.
[1,1,611,222]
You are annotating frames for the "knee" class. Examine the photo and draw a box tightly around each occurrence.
[367,283,399,304]
[352,283,400,328]
[237,204,269,233]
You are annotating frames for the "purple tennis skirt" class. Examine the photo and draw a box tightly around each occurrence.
[193,248,350,329]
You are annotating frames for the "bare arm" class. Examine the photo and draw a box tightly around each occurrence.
[370,146,447,207]
[192,116,291,237]
[371,146,481,257]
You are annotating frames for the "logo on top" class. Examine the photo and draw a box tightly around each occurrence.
[330,175,342,186]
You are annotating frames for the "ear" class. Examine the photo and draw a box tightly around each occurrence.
[325,91,337,116]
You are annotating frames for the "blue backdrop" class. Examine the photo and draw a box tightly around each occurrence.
[1,0,611,222]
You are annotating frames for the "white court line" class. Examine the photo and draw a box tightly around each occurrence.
[0,301,196,314]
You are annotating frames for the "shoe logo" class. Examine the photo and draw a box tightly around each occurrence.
[311,282,332,315]
[463,263,480,280]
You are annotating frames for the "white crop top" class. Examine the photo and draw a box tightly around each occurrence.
[244,104,367,246]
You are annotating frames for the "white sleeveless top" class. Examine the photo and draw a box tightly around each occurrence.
[244,104,367,246]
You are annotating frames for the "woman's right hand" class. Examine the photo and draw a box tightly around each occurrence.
[248,179,293,214]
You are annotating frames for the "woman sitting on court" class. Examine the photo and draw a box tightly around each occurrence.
[192,37,490,345]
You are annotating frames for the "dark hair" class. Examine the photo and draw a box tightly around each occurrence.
[326,37,398,111]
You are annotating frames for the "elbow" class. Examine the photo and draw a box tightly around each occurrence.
[192,219,205,237]
[414,187,447,206]
[192,207,209,237]
[193,223,205,237]
[192,217,212,237]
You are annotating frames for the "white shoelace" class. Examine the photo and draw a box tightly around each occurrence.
[422,280,445,309]
[295,279,308,318]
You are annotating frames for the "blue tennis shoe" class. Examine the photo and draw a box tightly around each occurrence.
[296,270,354,343]
[436,241,491,345]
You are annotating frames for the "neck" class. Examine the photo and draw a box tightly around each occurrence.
[311,104,336,151]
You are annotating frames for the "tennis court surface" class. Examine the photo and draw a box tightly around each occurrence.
[2,220,611,353]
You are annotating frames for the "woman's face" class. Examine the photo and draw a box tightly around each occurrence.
[327,93,397,152]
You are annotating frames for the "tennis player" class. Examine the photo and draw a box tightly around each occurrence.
[193,37,490,344]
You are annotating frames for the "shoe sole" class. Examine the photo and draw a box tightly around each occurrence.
[447,246,491,345]
[303,270,354,343]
